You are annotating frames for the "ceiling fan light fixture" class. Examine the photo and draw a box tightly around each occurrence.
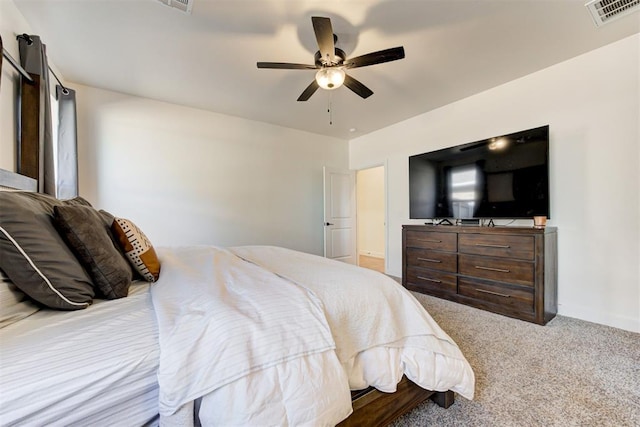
[315,67,345,90]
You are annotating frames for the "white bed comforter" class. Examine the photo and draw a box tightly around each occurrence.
[230,245,475,400]
[151,246,352,426]
[152,245,474,426]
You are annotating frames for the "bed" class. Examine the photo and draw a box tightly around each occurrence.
[0,168,474,426]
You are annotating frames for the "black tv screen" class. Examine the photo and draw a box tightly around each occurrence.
[409,125,549,220]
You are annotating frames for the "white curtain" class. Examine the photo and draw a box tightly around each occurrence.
[54,85,78,199]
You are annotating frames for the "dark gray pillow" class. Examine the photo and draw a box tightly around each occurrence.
[98,209,143,281]
[0,191,95,310]
[53,205,132,299]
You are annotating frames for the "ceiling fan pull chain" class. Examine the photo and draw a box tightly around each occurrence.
[328,93,333,125]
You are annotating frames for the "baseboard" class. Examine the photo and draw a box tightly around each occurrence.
[558,304,639,333]
[358,250,384,259]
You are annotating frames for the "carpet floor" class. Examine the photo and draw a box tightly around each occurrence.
[391,293,640,427]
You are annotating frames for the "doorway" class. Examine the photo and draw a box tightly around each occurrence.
[356,165,385,273]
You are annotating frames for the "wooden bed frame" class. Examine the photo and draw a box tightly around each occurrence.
[339,376,454,427]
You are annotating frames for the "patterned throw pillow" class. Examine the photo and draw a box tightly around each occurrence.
[111,218,160,282]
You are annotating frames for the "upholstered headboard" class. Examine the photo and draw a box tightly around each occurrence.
[0,168,37,191]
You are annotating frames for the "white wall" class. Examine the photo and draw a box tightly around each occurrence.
[2,1,348,257]
[75,84,348,255]
[350,34,640,333]
[0,0,33,171]
[1,0,66,174]
[356,166,385,259]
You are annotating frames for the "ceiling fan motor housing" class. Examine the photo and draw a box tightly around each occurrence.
[315,48,346,67]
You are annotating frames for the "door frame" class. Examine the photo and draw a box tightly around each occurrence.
[355,160,389,273]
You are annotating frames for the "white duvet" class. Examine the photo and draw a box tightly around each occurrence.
[230,246,475,399]
[152,245,475,426]
[152,246,352,426]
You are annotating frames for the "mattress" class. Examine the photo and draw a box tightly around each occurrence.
[0,283,159,426]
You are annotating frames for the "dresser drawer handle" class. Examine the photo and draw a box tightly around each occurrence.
[476,288,511,298]
[417,276,442,283]
[416,239,442,244]
[475,265,510,273]
[475,243,510,249]
[417,257,442,263]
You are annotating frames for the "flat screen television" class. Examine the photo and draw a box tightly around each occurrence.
[409,125,549,220]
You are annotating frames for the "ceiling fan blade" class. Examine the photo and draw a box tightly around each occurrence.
[343,74,373,99]
[257,62,318,70]
[346,46,405,69]
[312,16,335,64]
[297,80,320,101]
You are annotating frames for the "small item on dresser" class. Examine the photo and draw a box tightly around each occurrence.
[533,216,547,228]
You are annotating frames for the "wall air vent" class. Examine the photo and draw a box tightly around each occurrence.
[585,0,640,27]
[156,0,193,14]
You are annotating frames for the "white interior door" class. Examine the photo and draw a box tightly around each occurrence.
[323,167,356,264]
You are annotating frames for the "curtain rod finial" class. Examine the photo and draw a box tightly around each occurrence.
[17,33,34,45]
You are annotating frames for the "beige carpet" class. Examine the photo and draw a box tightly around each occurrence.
[391,292,640,427]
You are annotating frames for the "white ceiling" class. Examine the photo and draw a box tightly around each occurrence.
[12,0,640,140]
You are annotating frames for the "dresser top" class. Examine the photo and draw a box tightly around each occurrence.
[402,224,557,235]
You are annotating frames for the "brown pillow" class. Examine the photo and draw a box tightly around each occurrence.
[111,217,161,282]
[0,191,94,310]
[53,205,132,299]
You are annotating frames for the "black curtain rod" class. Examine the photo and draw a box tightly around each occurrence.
[7,34,70,94]
[1,48,34,83]
[48,66,69,95]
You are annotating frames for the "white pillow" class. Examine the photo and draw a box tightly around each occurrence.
[0,269,40,328]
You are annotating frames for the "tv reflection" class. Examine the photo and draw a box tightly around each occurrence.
[449,165,481,218]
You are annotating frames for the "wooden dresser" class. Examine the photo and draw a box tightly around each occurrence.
[402,225,557,325]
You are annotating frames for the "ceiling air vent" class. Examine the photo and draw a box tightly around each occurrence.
[156,0,193,14]
[585,0,640,27]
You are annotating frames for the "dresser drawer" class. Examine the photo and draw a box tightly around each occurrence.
[459,278,534,313]
[459,234,534,260]
[459,254,534,286]
[406,248,457,272]
[406,268,457,295]
[405,231,457,252]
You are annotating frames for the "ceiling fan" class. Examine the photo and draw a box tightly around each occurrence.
[257,16,405,101]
